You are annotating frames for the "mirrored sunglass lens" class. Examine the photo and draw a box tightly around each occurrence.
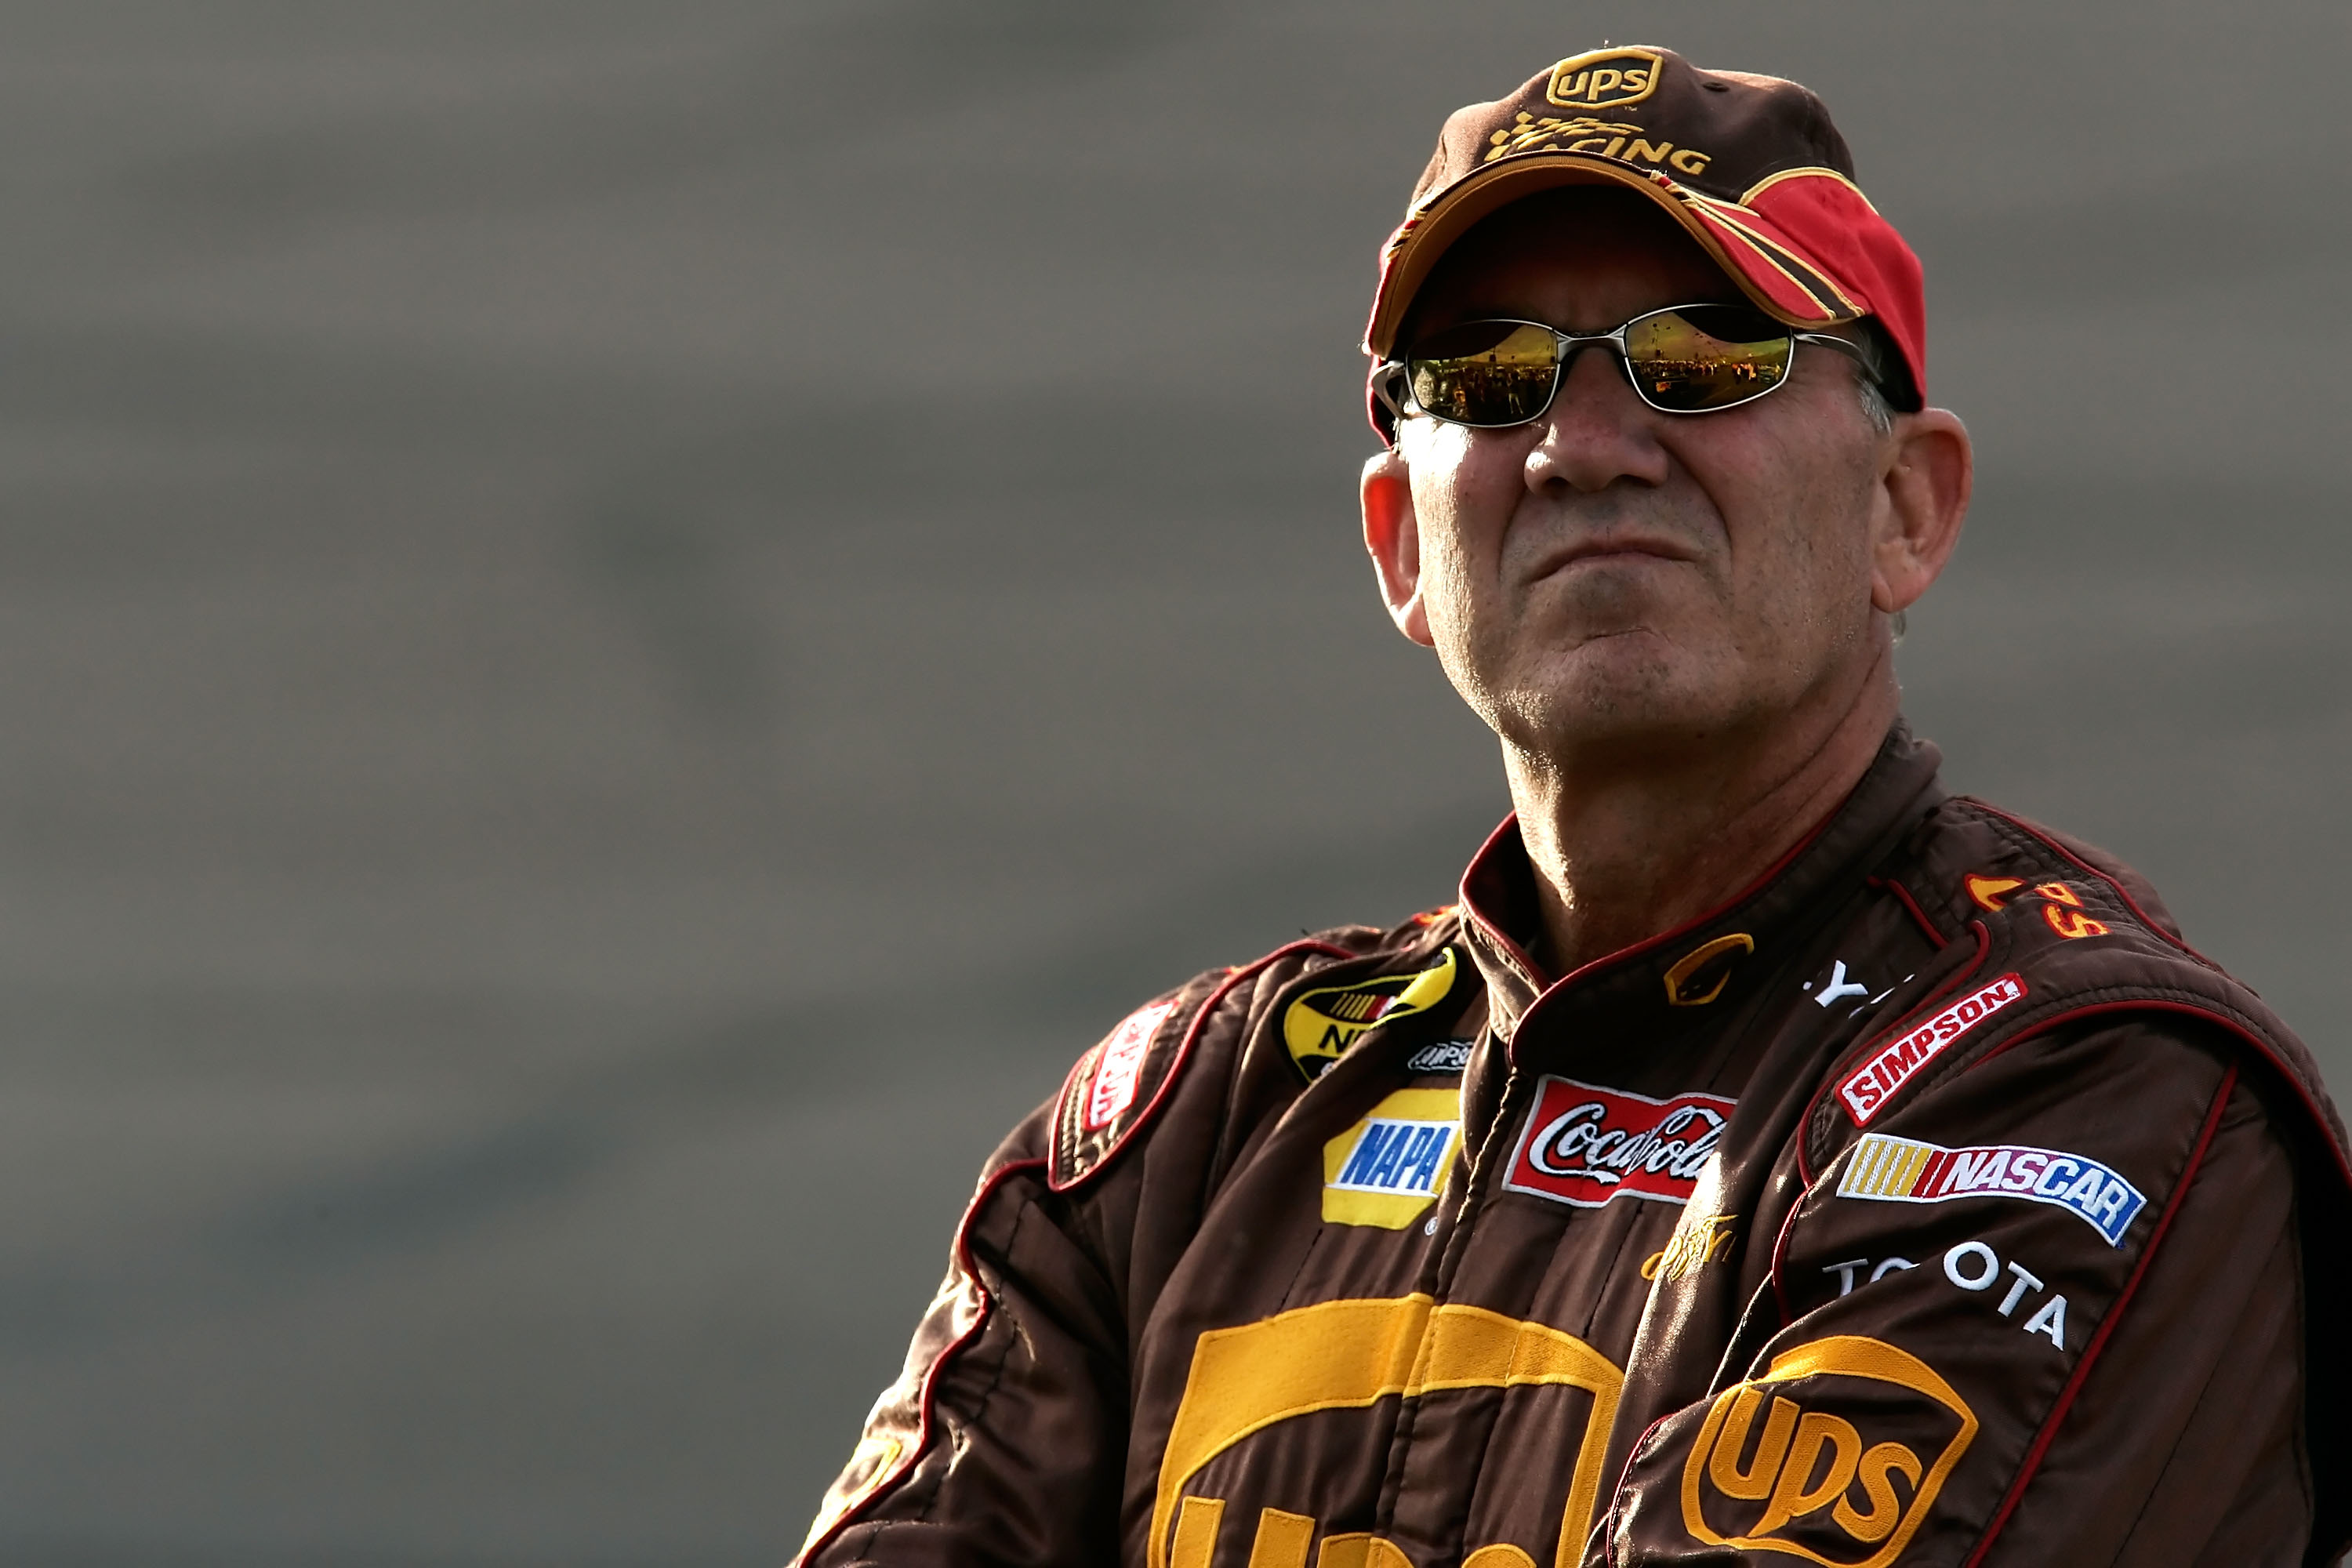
[1624,307,1791,410]
[1406,322,1561,425]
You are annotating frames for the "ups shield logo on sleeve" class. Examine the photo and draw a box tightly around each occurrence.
[1545,47,1664,111]
[1681,1336,1976,1567]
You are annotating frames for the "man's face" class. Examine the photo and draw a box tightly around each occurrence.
[1386,188,1892,764]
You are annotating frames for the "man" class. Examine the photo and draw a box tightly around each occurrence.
[799,47,2349,1568]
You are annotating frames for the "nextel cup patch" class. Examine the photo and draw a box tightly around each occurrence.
[1838,1132,2148,1246]
[1504,1075,1734,1208]
[1283,949,1458,1082]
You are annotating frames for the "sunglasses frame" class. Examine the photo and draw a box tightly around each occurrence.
[1372,303,1881,430]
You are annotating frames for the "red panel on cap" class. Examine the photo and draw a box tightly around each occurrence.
[1679,201,1860,325]
[1746,175,1927,401]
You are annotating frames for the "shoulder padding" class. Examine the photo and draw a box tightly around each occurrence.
[1813,797,2350,1182]
[1820,795,2352,1561]
[1047,932,1377,1192]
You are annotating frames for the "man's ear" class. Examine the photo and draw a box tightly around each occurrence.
[1361,448,1435,647]
[1871,408,1973,615]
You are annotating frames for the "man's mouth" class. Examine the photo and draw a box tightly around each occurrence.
[1532,535,1697,579]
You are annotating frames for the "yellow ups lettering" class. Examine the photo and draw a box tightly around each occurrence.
[1755,1411,1864,1537]
[1171,1496,1225,1568]
[1167,1512,1552,1567]
[1835,1443,1924,1544]
[1246,1507,1316,1568]
[1625,138,1675,165]
[1682,1337,1976,1568]
[1151,1297,1623,1568]
[1668,148,1711,175]
[1708,1388,1797,1498]
[1545,48,1665,111]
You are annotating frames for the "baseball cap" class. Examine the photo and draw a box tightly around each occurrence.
[1366,46,1926,430]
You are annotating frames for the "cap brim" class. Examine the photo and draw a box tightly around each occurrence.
[1365,154,1869,358]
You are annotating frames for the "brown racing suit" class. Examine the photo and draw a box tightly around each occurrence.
[799,726,2352,1567]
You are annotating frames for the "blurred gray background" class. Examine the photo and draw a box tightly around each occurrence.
[0,3,2343,1563]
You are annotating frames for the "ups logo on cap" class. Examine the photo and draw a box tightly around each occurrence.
[1546,47,1664,111]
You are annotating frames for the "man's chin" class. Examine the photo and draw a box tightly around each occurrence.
[1486,652,1735,758]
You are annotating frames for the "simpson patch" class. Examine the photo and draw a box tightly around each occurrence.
[1838,974,2026,1124]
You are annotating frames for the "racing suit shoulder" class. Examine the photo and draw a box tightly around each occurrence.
[1047,919,1433,1193]
[1825,793,2347,1161]
[1677,794,2352,1567]
[797,911,1465,1566]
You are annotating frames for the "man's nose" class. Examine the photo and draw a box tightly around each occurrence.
[1524,344,1672,495]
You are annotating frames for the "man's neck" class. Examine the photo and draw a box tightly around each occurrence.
[1504,668,1900,978]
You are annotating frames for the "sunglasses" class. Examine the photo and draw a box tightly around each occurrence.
[1373,303,1879,429]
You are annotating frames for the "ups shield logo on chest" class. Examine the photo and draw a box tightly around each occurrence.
[1682,1336,1976,1567]
[1545,47,1664,111]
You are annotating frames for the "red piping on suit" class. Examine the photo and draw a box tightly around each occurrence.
[1867,873,1951,949]
[1792,921,1991,1190]
[793,1153,1049,1566]
[1047,938,1353,1195]
[1962,1060,2239,1567]
[1961,804,2351,1192]
[1459,800,1840,1047]
[804,938,1355,1559]
[1966,799,2211,964]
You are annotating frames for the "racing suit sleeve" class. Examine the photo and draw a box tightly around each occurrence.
[1605,1015,2314,1566]
[794,1098,1131,1568]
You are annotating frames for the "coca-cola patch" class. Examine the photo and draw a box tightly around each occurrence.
[1503,1075,1734,1208]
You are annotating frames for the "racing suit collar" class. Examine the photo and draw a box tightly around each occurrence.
[1456,720,1946,1049]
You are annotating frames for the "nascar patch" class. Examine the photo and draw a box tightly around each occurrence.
[1081,996,1181,1130]
[1283,949,1458,1081]
[1838,973,2026,1124]
[1504,1075,1733,1208]
[1323,1087,1461,1228]
[1838,1131,2148,1246]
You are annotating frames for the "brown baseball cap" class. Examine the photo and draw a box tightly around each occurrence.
[1366,46,1926,429]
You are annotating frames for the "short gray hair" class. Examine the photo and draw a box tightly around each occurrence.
[1857,372,1894,436]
